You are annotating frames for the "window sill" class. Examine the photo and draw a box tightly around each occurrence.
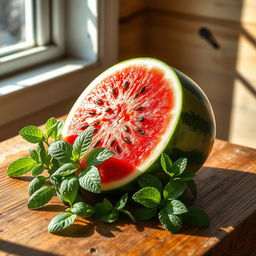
[0,58,94,96]
[0,57,114,126]
[0,45,65,77]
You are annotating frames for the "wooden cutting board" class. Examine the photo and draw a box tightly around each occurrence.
[0,134,256,256]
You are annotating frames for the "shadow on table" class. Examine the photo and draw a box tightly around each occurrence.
[50,217,162,239]
[50,167,256,241]
[8,166,256,256]
[0,239,59,256]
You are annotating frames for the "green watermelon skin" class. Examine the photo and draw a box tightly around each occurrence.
[148,67,215,175]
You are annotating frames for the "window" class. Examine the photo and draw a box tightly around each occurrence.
[0,0,34,57]
[0,0,66,77]
[0,0,118,127]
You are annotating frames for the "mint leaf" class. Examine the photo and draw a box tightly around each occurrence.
[132,187,161,208]
[70,202,95,218]
[134,207,157,221]
[79,166,101,193]
[173,158,187,176]
[48,140,73,163]
[45,118,64,140]
[28,176,46,196]
[31,163,44,176]
[28,186,54,209]
[7,158,36,177]
[165,200,187,215]
[52,163,77,177]
[137,174,163,192]
[48,213,77,233]
[187,179,197,200]
[60,176,79,205]
[159,209,182,234]
[29,149,40,163]
[183,206,210,227]
[86,147,115,166]
[160,153,173,176]
[163,180,186,199]
[19,125,43,143]
[115,193,128,211]
[72,130,94,160]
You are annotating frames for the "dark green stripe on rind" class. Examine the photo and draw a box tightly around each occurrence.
[160,68,215,173]
[140,66,215,177]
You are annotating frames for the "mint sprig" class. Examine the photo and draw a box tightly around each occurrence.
[6,117,210,235]
[132,153,209,233]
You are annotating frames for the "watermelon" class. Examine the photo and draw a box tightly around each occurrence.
[62,58,215,191]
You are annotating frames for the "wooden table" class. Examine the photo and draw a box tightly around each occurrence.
[0,135,256,256]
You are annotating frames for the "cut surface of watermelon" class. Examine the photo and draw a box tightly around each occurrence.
[63,58,215,191]
[63,59,182,190]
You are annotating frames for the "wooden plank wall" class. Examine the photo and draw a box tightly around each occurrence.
[119,0,256,147]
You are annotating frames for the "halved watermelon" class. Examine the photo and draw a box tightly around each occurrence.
[62,58,215,191]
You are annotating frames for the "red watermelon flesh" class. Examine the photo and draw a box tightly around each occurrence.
[63,59,182,190]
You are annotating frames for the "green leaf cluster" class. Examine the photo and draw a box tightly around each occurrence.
[132,153,210,233]
[6,117,210,234]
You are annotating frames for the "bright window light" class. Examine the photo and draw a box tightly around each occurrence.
[0,0,34,57]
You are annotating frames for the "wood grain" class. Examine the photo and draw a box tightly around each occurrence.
[119,0,147,19]
[1,129,256,256]
[119,3,256,143]
[148,0,256,25]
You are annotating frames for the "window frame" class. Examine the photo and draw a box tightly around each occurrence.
[0,0,65,77]
[0,0,119,127]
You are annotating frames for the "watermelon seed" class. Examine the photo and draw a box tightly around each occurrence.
[93,129,98,134]
[81,124,89,130]
[110,140,115,146]
[123,137,131,144]
[89,111,96,115]
[112,88,117,95]
[94,140,101,147]
[124,81,129,89]
[93,122,100,126]
[96,99,103,105]
[139,86,146,94]
[135,127,145,135]
[134,92,139,99]
[105,107,112,112]
[123,125,130,132]
[135,106,144,111]
[136,117,145,122]
[115,145,121,153]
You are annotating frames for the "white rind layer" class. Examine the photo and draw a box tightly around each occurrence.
[62,58,182,191]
